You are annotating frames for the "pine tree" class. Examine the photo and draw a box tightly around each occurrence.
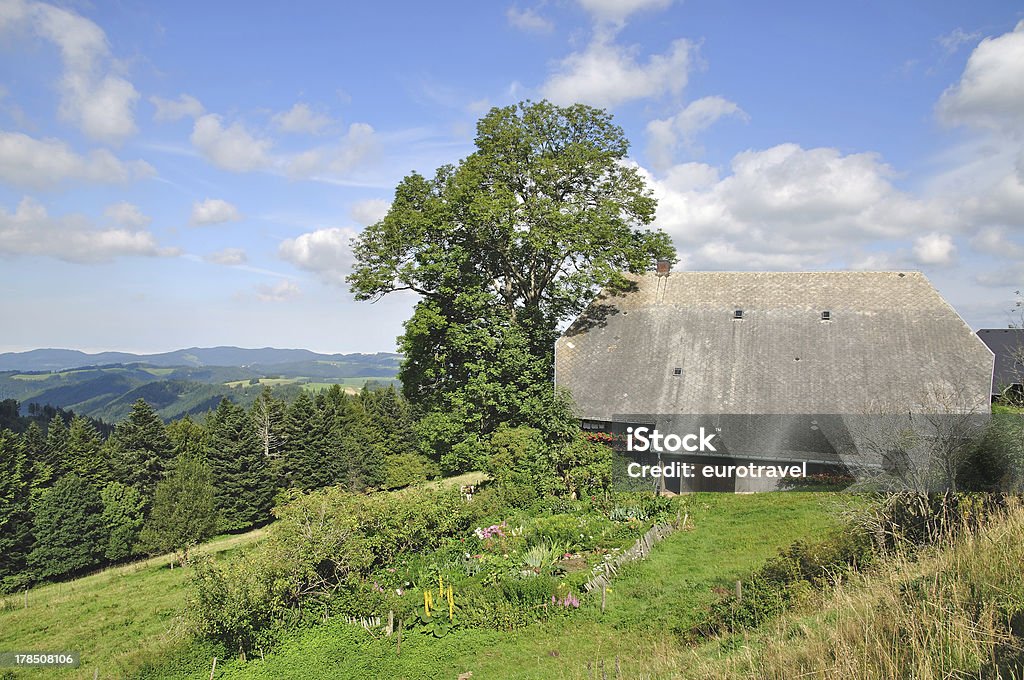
[28,474,107,580]
[330,396,386,491]
[204,399,273,531]
[0,429,33,586]
[106,399,173,500]
[137,453,217,566]
[65,416,107,488]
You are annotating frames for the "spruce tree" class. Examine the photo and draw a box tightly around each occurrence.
[281,391,327,490]
[331,397,386,491]
[28,474,107,580]
[250,386,287,462]
[204,399,273,531]
[65,416,107,488]
[0,429,33,586]
[45,414,68,476]
[106,399,173,500]
[21,421,53,489]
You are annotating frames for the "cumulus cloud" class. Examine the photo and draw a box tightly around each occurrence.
[190,114,272,172]
[646,96,747,170]
[190,198,241,225]
[507,6,553,33]
[103,201,150,229]
[0,196,175,262]
[273,102,332,134]
[205,247,247,265]
[350,198,391,225]
[150,93,204,122]
[912,232,956,265]
[542,36,693,107]
[969,226,1024,259]
[255,279,300,302]
[0,1,141,144]
[643,144,955,270]
[937,20,1024,133]
[278,227,357,285]
[0,131,154,189]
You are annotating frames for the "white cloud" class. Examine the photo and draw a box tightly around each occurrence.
[103,201,150,229]
[642,143,956,270]
[273,102,333,134]
[350,198,390,225]
[542,36,693,107]
[278,227,357,285]
[190,198,241,225]
[14,1,140,144]
[576,0,673,25]
[937,20,1024,133]
[255,279,300,302]
[151,93,204,122]
[0,131,154,189]
[969,226,1024,259]
[507,6,553,33]
[913,232,956,265]
[646,96,747,170]
[190,114,272,172]
[283,122,377,179]
[0,196,175,262]
[205,247,247,265]
[936,27,982,55]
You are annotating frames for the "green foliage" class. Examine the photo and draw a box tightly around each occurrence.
[204,399,273,531]
[65,415,107,486]
[28,474,107,580]
[548,435,613,499]
[0,429,33,587]
[100,481,146,562]
[382,452,439,490]
[106,399,173,501]
[348,100,675,454]
[137,454,218,563]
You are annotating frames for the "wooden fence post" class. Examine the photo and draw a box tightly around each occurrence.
[735,580,742,603]
[209,657,217,679]
[601,587,606,614]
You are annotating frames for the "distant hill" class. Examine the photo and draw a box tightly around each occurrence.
[0,348,402,423]
[0,346,400,372]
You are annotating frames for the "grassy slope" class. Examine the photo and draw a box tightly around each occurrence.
[201,493,843,680]
[0,529,266,680]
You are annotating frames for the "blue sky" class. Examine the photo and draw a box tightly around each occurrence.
[1,0,1022,353]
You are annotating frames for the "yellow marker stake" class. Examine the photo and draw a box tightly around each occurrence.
[424,590,430,617]
[448,585,454,621]
[439,575,443,598]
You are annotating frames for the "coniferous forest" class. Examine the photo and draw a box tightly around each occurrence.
[0,385,428,592]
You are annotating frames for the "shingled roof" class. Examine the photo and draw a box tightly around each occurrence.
[555,271,994,419]
[978,328,1024,394]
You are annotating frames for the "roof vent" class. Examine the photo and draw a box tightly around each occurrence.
[656,259,671,276]
[733,309,744,320]
[673,367,682,376]
[821,310,831,321]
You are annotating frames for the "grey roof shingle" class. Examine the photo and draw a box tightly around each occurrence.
[555,271,994,419]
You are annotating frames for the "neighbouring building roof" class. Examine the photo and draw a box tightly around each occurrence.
[555,271,994,419]
[978,328,1024,393]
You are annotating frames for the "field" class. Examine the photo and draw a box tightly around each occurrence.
[0,492,843,679]
[0,530,266,680]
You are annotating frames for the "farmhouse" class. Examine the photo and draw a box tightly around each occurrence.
[555,269,995,492]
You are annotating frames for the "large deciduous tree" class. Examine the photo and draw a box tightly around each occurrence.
[137,453,217,566]
[348,100,675,465]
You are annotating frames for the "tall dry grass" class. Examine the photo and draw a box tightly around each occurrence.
[686,498,1024,679]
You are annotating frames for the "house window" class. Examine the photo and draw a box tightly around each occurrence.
[673,367,682,376]
[733,309,744,319]
[821,311,832,321]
